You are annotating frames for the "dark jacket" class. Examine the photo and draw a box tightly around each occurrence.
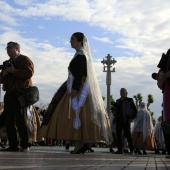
[115,97,137,122]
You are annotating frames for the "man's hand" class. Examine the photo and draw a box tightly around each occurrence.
[2,64,15,77]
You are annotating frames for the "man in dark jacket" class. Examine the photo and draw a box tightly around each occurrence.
[114,88,137,154]
[0,41,34,152]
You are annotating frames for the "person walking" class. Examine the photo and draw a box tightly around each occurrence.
[40,32,112,154]
[114,88,137,155]
[132,102,157,155]
[0,41,34,152]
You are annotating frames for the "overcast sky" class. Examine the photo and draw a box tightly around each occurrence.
[0,0,170,119]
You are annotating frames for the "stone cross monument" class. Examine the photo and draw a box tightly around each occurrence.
[101,54,117,114]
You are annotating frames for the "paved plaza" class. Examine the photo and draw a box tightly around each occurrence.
[0,146,170,170]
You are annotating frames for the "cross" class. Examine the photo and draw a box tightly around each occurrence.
[101,54,117,115]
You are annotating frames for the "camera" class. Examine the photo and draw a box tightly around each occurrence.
[0,60,12,70]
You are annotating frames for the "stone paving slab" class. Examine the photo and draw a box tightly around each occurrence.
[0,146,170,170]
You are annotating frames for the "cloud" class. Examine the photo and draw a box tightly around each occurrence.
[14,0,37,6]
[2,0,170,55]
[0,0,168,118]
[92,36,113,44]
[0,30,163,117]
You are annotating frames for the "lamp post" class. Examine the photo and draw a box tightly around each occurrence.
[101,54,117,114]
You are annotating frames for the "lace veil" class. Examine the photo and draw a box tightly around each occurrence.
[82,35,110,143]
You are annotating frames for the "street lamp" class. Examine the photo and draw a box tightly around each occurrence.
[101,54,117,115]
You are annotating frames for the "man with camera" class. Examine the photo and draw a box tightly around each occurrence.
[0,41,34,152]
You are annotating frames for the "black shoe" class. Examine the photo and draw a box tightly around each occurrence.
[162,149,166,154]
[65,143,70,150]
[114,150,123,154]
[1,146,19,152]
[155,149,160,154]
[134,148,142,154]
[70,147,86,154]
[86,147,94,152]
[37,141,45,146]
[110,148,114,153]
[143,150,147,155]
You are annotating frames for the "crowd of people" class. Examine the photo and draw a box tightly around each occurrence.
[0,32,169,158]
[109,89,166,155]
[0,95,167,156]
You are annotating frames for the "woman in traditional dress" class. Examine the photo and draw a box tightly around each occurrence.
[132,102,157,154]
[40,32,112,154]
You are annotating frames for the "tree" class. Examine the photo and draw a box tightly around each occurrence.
[102,95,115,115]
[147,94,154,119]
[133,93,143,109]
[147,94,154,109]
[110,95,115,103]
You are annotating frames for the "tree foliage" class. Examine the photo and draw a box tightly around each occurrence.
[133,93,142,109]
[147,94,154,109]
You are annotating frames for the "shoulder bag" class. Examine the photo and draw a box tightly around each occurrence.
[15,86,39,107]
